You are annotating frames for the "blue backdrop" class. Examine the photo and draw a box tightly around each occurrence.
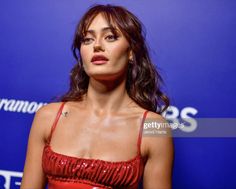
[0,0,236,188]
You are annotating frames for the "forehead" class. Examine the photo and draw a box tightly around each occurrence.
[88,14,109,28]
[85,13,120,33]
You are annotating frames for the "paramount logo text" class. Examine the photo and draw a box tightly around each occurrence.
[0,98,47,114]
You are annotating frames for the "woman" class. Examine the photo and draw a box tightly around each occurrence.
[21,4,174,189]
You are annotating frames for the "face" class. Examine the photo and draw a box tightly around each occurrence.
[80,13,132,81]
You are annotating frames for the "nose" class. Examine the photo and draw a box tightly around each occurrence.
[93,39,105,52]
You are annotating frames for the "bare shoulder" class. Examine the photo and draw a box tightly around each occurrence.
[144,111,174,157]
[36,102,63,117]
[31,102,64,142]
[145,111,167,121]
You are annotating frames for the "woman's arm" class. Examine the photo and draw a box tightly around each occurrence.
[20,104,58,189]
[142,112,174,189]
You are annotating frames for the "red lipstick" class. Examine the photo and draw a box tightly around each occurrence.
[91,55,109,65]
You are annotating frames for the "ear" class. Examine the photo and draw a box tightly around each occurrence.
[128,49,134,61]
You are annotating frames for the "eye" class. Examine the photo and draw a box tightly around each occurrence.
[105,34,119,42]
[81,37,94,45]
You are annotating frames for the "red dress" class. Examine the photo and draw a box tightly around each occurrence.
[42,102,148,189]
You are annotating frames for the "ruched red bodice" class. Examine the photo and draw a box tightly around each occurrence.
[42,102,148,189]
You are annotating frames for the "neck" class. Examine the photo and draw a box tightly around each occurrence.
[83,76,131,116]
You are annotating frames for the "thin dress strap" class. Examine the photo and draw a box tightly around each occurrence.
[137,110,149,156]
[46,102,66,144]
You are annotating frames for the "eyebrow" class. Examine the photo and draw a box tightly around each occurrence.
[85,27,119,36]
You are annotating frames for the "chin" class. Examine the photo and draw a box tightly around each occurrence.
[88,72,125,81]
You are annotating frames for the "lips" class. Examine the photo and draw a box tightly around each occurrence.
[91,55,109,64]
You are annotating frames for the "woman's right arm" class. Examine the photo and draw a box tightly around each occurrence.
[20,103,58,189]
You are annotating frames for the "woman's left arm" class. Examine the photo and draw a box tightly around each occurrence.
[142,113,174,189]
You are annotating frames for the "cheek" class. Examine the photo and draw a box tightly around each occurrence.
[80,46,93,72]
[80,46,91,63]
[108,44,129,62]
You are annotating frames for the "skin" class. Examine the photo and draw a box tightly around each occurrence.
[21,14,174,189]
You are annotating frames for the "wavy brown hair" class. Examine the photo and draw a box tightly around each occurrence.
[61,4,169,114]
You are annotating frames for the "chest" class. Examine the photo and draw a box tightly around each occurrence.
[48,114,145,161]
